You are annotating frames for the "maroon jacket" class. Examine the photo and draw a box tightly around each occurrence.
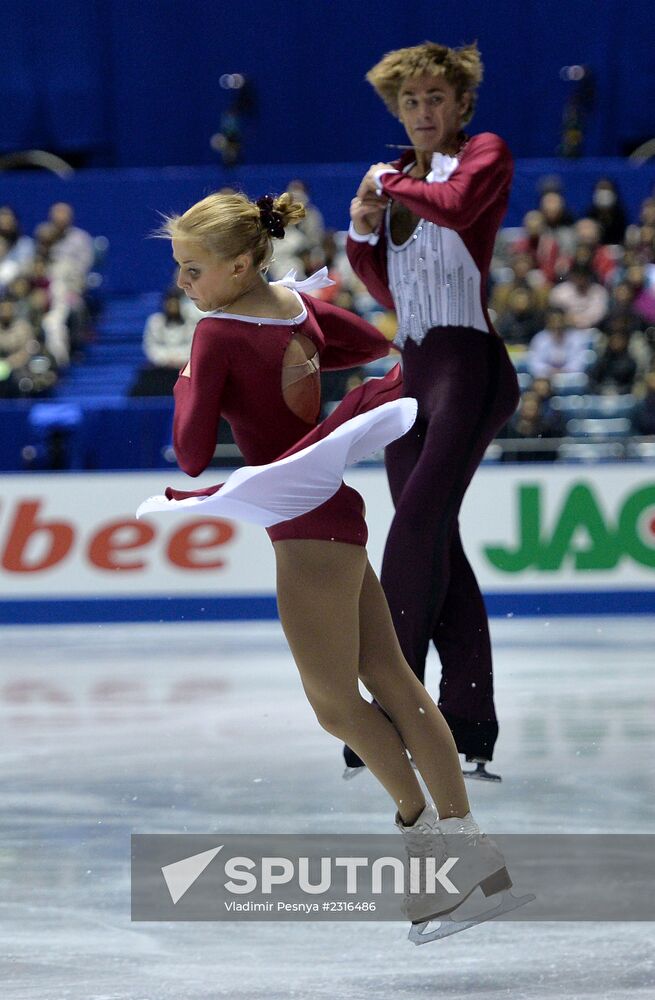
[346,132,513,334]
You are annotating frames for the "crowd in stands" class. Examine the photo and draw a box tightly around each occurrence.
[489,178,655,457]
[0,203,95,399]
[3,175,655,468]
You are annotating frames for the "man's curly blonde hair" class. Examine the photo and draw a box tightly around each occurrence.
[366,41,483,124]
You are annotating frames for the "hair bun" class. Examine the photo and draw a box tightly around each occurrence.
[256,195,286,240]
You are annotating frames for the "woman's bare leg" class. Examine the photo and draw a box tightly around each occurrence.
[358,560,470,819]
[274,539,426,824]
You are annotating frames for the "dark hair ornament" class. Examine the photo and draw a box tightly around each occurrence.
[256,195,285,239]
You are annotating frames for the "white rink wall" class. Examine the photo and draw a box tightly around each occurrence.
[0,464,653,622]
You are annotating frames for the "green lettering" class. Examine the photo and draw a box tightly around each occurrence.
[538,484,619,571]
[484,485,542,572]
[618,486,655,568]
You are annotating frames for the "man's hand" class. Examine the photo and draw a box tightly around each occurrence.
[356,162,396,200]
[350,193,387,236]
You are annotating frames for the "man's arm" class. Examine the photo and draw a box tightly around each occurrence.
[365,134,513,231]
[345,229,395,311]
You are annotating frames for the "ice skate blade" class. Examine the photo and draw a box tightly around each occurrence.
[463,761,502,782]
[407,889,535,945]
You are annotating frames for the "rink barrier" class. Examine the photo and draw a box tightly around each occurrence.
[1,590,654,625]
[0,466,653,623]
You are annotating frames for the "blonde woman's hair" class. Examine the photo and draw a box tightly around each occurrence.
[366,41,483,124]
[158,191,305,270]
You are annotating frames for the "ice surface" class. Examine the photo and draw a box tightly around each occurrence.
[1,617,653,999]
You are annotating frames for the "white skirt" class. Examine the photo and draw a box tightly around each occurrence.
[137,396,417,527]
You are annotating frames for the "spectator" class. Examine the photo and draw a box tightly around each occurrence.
[490,252,550,316]
[25,285,51,329]
[297,245,327,284]
[530,375,558,419]
[527,306,593,378]
[28,285,71,368]
[511,210,562,283]
[495,287,545,346]
[0,238,14,292]
[572,218,617,284]
[267,222,305,279]
[4,275,33,318]
[632,370,655,435]
[539,190,576,255]
[0,207,34,288]
[33,222,59,263]
[47,202,94,291]
[1,273,67,368]
[643,224,655,261]
[267,180,325,280]
[610,281,643,326]
[130,292,195,396]
[32,214,92,361]
[627,224,655,265]
[588,319,638,394]
[286,179,325,249]
[498,390,563,462]
[531,375,552,400]
[624,264,655,326]
[0,299,38,397]
[549,263,609,331]
[586,178,627,245]
[324,231,382,318]
[604,304,651,371]
[306,232,344,305]
[625,196,655,248]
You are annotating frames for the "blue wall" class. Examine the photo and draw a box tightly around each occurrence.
[1,0,653,166]
[2,159,654,294]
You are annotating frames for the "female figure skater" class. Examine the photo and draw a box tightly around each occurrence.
[346,42,520,780]
[138,190,531,942]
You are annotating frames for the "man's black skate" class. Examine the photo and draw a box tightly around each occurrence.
[343,700,392,779]
[463,756,502,782]
[342,744,365,780]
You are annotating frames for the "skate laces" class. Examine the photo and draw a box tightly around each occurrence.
[439,812,481,847]
[401,827,438,861]
[395,803,439,844]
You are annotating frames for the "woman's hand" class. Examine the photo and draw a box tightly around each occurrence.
[350,193,386,236]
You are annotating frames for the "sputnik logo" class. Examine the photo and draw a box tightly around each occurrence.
[162,846,223,904]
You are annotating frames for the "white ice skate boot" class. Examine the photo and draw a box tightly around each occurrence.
[394,802,447,924]
[395,808,534,944]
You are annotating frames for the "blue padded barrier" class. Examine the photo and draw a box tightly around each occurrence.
[0,398,174,472]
